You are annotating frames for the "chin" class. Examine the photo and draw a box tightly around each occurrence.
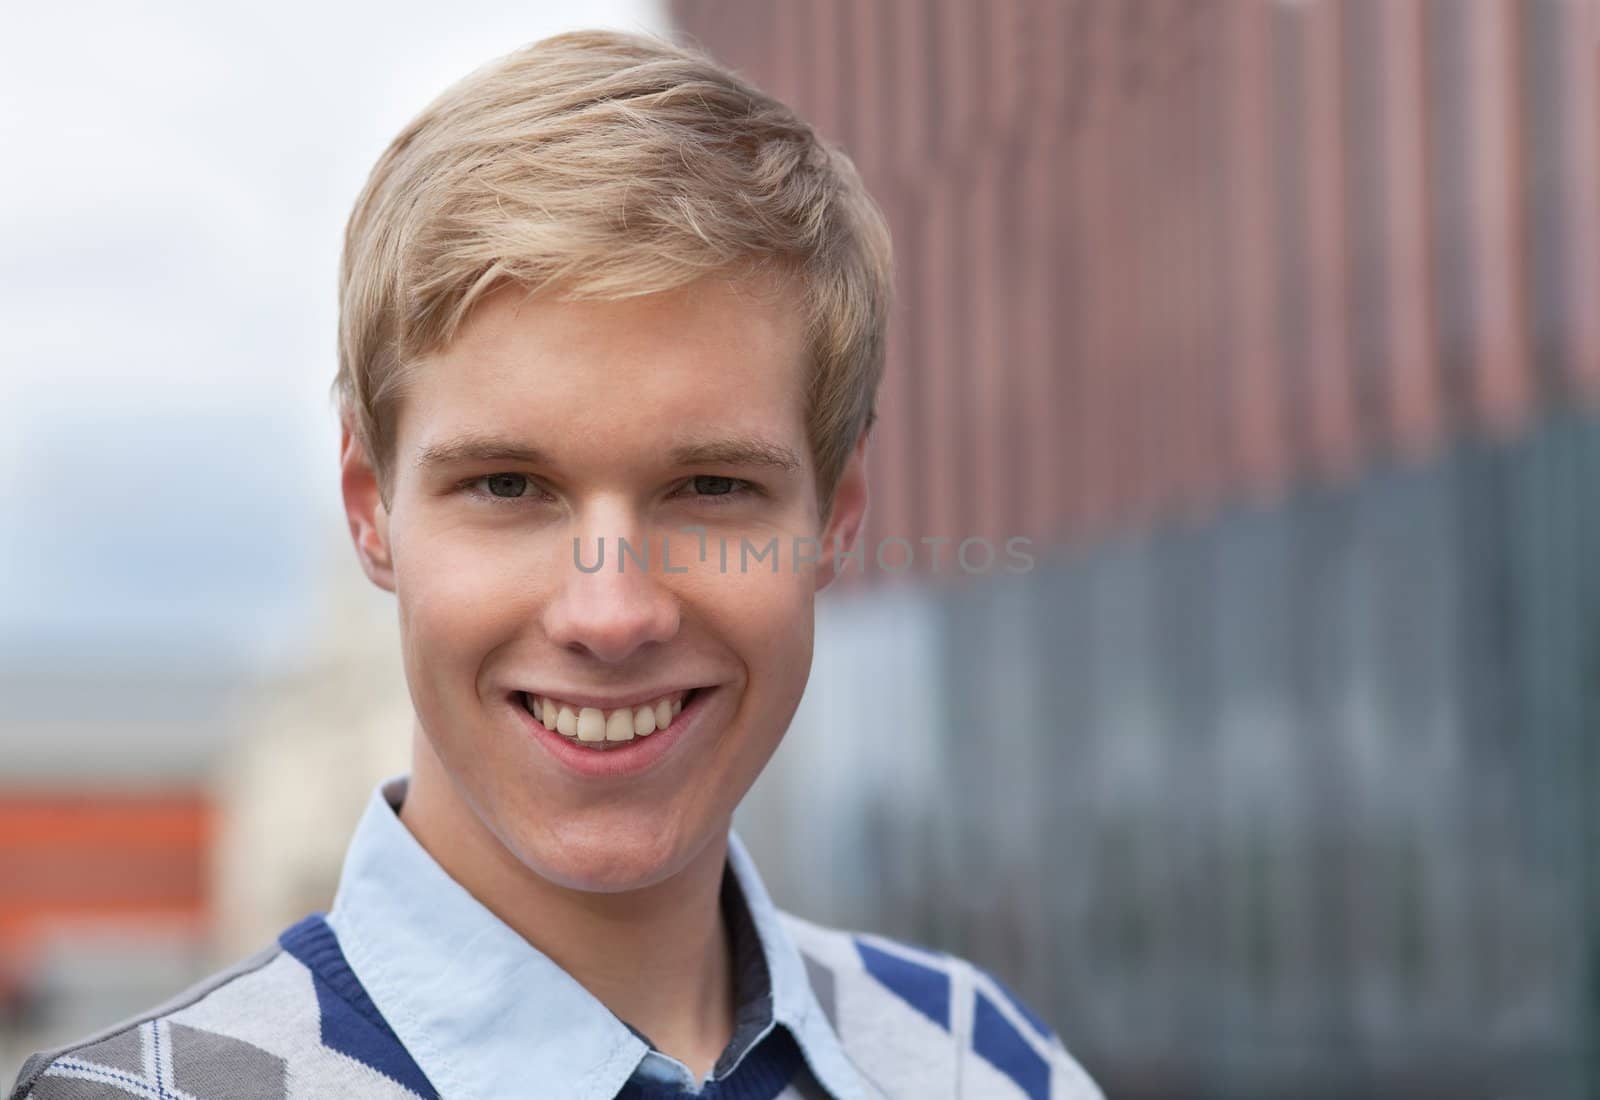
[509,807,701,894]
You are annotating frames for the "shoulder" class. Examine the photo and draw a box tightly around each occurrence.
[7,937,291,1100]
[7,915,431,1100]
[776,910,1104,1100]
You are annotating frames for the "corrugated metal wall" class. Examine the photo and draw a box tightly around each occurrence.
[681,1,1600,1096]
[672,0,1600,575]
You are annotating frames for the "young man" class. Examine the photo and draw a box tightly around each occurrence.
[9,29,1102,1100]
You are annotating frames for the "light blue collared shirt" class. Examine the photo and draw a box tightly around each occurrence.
[324,773,877,1100]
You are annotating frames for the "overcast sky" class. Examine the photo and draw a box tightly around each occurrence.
[0,0,668,680]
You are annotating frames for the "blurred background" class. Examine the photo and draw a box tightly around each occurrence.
[3,0,1598,1096]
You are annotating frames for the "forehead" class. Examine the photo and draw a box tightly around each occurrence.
[396,273,812,467]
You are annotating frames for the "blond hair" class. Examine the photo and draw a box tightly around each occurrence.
[331,28,893,520]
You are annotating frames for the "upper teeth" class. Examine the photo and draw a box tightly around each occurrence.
[526,691,687,745]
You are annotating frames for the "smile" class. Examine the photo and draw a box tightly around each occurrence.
[519,689,698,750]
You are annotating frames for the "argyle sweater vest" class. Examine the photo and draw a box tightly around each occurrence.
[9,909,1103,1100]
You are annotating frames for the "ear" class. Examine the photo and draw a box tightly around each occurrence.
[814,429,869,593]
[339,418,397,593]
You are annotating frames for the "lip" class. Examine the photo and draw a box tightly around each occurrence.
[518,685,703,713]
[510,687,717,780]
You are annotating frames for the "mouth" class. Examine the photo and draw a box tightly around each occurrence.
[515,686,705,752]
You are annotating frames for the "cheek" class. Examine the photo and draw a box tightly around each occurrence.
[392,519,541,691]
[690,563,815,693]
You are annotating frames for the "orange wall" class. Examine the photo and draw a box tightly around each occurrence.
[0,791,212,993]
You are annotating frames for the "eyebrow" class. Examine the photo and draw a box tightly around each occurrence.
[413,434,550,470]
[670,435,804,472]
[412,432,804,474]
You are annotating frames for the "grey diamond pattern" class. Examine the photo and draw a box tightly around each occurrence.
[801,951,838,1033]
[167,1022,286,1100]
[24,1019,287,1100]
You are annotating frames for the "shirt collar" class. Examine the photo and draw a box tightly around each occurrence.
[325,772,878,1100]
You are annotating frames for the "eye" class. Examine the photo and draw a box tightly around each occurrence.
[678,475,759,503]
[692,476,739,496]
[462,472,549,504]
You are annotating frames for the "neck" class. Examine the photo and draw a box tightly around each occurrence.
[398,726,737,1082]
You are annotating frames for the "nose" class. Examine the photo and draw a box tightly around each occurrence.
[543,517,682,664]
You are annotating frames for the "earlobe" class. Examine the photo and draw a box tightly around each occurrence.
[339,422,397,593]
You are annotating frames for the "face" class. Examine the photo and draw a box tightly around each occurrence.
[340,273,867,894]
